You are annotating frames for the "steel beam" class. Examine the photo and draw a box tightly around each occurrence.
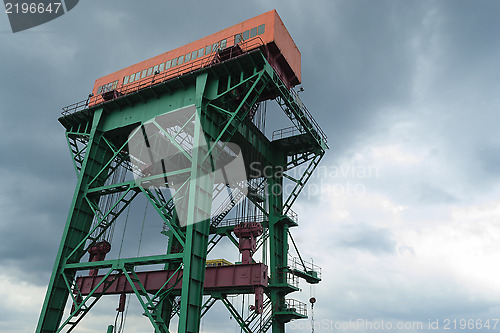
[267,166,288,333]
[37,109,112,333]
[75,263,268,296]
[64,253,184,271]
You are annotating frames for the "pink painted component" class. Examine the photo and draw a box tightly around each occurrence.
[232,222,265,313]
[87,240,111,276]
[254,286,264,314]
[117,293,126,313]
[233,222,263,264]
[75,263,268,296]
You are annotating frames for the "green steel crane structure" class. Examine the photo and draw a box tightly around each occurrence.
[36,43,327,333]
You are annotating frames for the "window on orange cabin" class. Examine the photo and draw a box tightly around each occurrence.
[250,27,257,38]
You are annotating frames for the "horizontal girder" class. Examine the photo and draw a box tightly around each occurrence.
[76,263,267,296]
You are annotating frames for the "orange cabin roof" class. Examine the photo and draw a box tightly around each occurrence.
[93,10,301,96]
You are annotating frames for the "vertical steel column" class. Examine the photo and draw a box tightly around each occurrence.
[36,109,112,333]
[267,158,287,333]
[177,73,214,333]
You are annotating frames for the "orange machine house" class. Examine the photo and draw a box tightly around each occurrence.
[90,10,301,107]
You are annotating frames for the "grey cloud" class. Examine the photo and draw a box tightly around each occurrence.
[1,0,500,331]
[476,143,500,180]
[415,182,458,204]
[332,222,397,255]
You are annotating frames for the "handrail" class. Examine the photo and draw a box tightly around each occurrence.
[272,126,304,141]
[289,255,322,279]
[273,84,327,145]
[285,208,298,224]
[216,214,266,228]
[283,299,307,316]
[61,37,267,116]
[60,33,327,146]
[268,270,299,289]
[290,88,327,143]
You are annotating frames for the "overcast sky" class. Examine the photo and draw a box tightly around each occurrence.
[1,0,500,332]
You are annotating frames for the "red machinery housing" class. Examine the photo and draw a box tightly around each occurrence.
[76,223,269,313]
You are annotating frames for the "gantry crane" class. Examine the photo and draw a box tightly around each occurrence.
[36,10,327,333]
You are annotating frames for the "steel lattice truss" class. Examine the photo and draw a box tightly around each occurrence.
[37,49,327,333]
